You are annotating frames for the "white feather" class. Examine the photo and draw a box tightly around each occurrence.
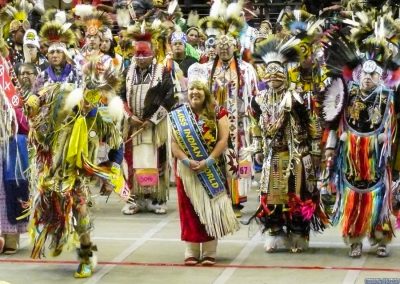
[64,88,83,111]
[342,18,359,27]
[294,10,301,21]
[141,20,146,34]
[187,10,199,27]
[167,0,178,15]
[226,0,242,19]
[116,8,131,28]
[107,96,124,122]
[377,16,385,41]
[210,0,222,18]
[61,23,72,34]
[262,52,283,65]
[355,11,368,25]
[323,78,344,122]
[280,37,300,53]
[74,4,94,17]
[307,19,324,36]
[55,10,67,25]
[152,19,162,30]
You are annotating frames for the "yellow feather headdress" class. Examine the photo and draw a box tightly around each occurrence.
[0,0,32,39]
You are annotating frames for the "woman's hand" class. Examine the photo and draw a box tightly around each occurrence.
[192,160,207,173]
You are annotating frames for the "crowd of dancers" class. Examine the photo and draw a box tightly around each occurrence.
[0,0,400,278]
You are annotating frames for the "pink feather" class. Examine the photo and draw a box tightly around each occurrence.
[301,201,316,221]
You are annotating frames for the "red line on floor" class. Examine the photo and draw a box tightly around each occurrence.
[0,258,399,272]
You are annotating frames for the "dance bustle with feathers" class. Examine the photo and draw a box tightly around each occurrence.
[280,9,315,36]
[323,78,345,122]
[322,32,360,80]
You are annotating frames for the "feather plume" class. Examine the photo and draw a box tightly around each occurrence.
[40,21,76,46]
[82,11,113,31]
[210,0,222,18]
[54,10,67,25]
[42,9,57,23]
[107,96,124,122]
[116,8,131,28]
[74,4,94,18]
[64,88,83,111]
[152,19,161,30]
[226,0,243,19]
[187,10,199,28]
[281,10,315,36]
[167,0,178,15]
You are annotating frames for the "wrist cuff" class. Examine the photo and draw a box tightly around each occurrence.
[181,158,190,167]
[206,157,216,167]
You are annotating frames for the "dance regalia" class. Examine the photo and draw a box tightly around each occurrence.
[251,87,329,236]
[207,57,258,207]
[28,60,124,258]
[288,62,330,168]
[170,104,239,241]
[329,82,396,242]
[123,60,171,203]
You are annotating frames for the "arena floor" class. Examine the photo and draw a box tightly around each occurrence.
[0,184,399,284]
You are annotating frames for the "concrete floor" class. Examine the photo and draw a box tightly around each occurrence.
[1,185,400,284]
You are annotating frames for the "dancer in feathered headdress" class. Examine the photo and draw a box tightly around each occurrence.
[121,19,178,216]
[279,9,331,183]
[322,11,400,258]
[34,20,81,89]
[246,35,329,253]
[200,0,258,218]
[73,8,114,69]
[0,0,32,64]
[27,41,125,277]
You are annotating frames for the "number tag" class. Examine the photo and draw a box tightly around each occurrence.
[238,160,251,178]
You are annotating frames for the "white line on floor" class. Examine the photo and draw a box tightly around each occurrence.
[83,214,175,284]
[213,232,262,284]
